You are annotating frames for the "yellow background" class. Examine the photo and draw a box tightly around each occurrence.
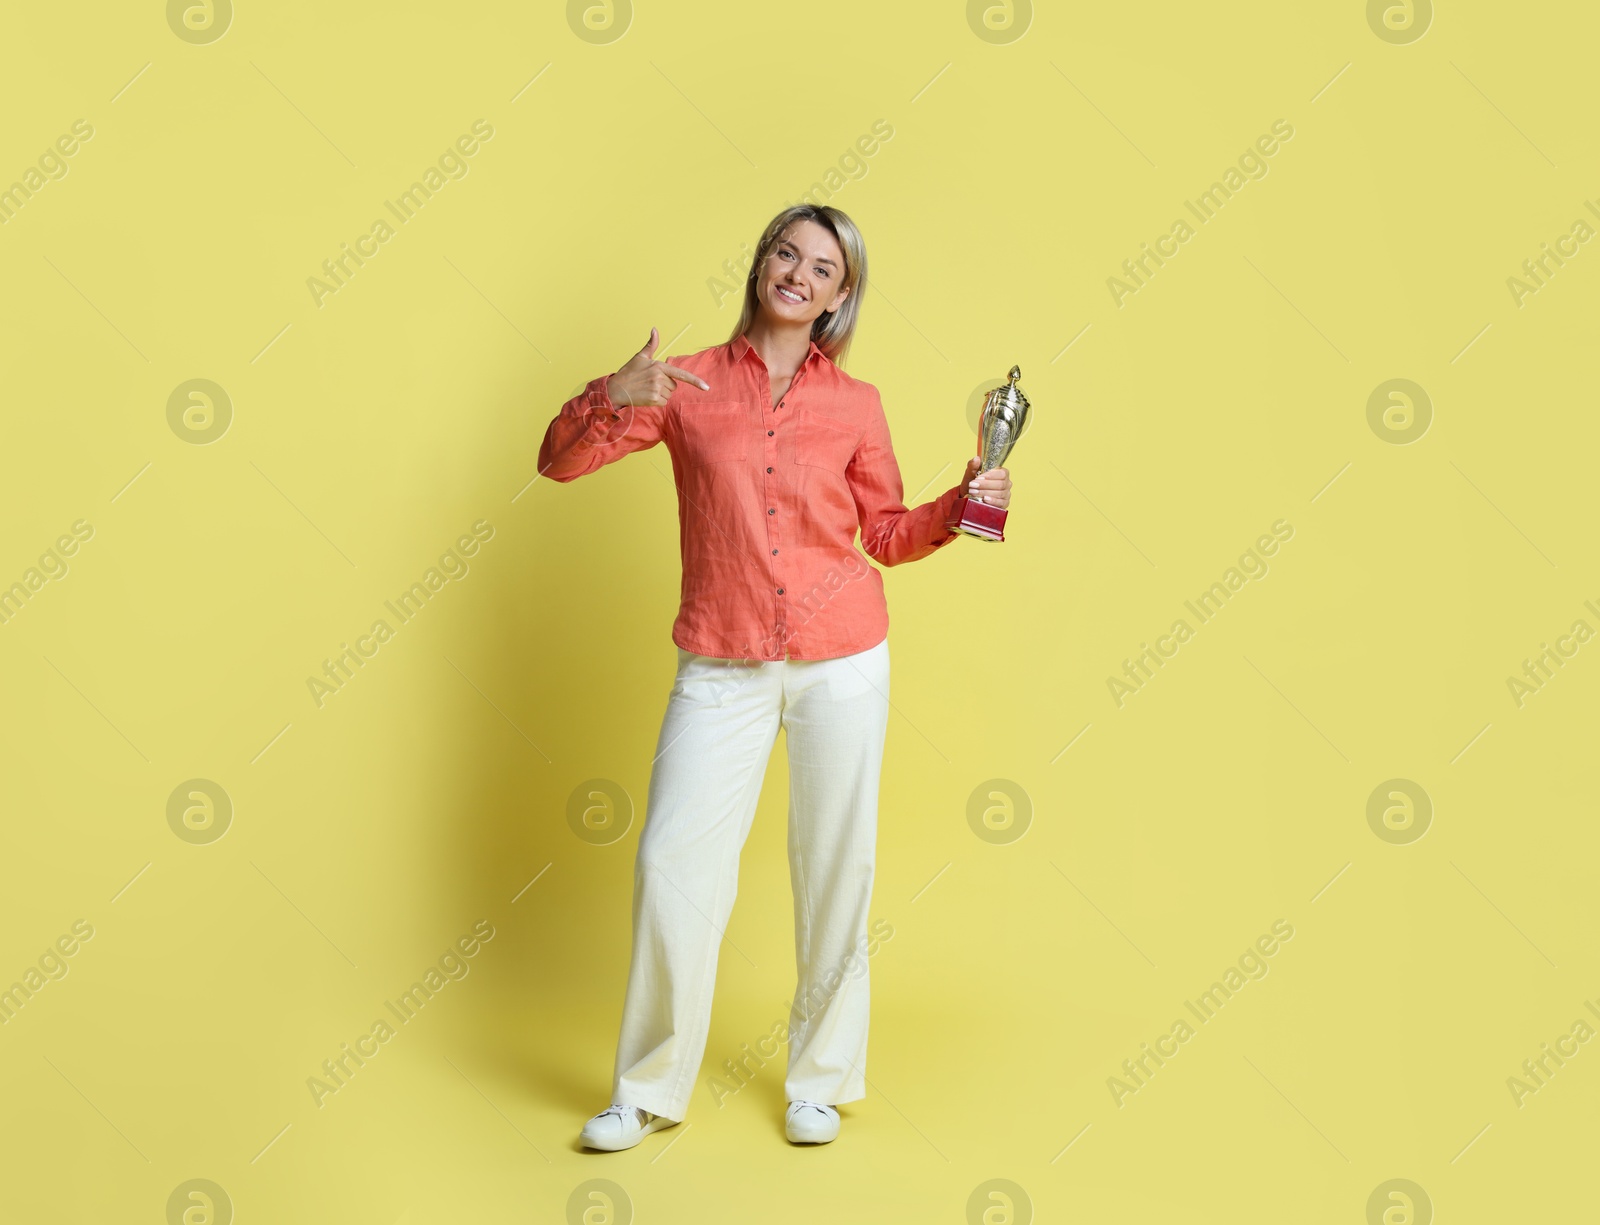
[1,1,1594,1221]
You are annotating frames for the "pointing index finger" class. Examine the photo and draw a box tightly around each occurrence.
[658,363,711,391]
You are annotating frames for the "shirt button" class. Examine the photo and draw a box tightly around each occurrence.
[767,429,774,436]
[766,466,773,473]
[778,401,785,408]
[777,587,785,594]
[768,508,776,514]
[771,548,778,554]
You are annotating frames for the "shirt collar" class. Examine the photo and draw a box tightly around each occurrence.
[731,332,828,370]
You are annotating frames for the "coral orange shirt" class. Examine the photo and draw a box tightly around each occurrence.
[538,333,966,661]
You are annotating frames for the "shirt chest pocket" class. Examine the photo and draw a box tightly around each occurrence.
[679,402,752,466]
[792,416,860,480]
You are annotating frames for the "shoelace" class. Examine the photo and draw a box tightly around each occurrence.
[602,1103,651,1123]
[790,1099,832,1114]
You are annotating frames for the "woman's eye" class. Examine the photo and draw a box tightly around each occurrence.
[815,267,829,278]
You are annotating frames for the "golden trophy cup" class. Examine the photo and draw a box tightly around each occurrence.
[946,365,1030,542]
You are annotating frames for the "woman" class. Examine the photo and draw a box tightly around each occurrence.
[538,204,1012,1148]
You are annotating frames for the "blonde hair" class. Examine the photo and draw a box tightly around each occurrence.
[727,204,868,368]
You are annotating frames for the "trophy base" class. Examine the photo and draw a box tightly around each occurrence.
[945,496,1007,542]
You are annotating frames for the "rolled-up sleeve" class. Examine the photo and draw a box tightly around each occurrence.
[538,374,666,483]
[848,387,964,566]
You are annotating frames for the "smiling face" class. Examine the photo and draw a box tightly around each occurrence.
[756,219,850,328]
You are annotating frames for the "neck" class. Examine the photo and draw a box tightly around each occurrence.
[743,313,814,375]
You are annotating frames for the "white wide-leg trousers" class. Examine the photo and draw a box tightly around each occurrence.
[609,636,891,1122]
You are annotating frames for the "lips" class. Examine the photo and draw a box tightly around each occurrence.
[775,285,804,304]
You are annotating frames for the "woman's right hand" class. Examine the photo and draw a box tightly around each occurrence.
[604,327,711,411]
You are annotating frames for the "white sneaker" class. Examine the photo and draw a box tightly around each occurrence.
[785,1099,840,1144]
[579,1102,677,1151]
